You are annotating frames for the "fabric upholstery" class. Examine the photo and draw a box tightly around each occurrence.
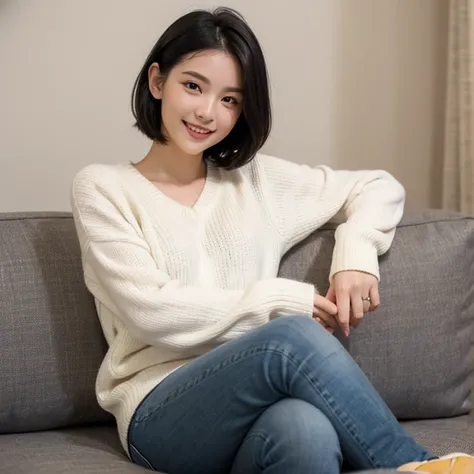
[0,213,111,433]
[0,425,150,473]
[1,210,473,473]
[401,414,474,456]
[279,210,474,419]
[0,418,472,473]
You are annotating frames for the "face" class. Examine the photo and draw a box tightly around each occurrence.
[148,50,243,157]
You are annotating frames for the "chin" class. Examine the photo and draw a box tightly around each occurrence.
[176,136,219,157]
[174,143,208,158]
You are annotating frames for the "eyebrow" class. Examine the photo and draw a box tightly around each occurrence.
[182,71,243,94]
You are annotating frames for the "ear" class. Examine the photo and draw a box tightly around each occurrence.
[148,62,164,100]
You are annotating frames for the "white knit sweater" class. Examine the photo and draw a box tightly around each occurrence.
[71,153,405,454]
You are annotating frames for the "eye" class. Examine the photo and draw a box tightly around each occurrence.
[222,96,239,105]
[184,82,201,92]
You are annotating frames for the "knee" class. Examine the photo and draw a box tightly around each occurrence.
[269,314,327,336]
[266,398,339,442]
[267,314,317,335]
[265,315,342,357]
[249,399,341,465]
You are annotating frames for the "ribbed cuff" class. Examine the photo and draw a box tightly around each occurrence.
[270,278,315,317]
[329,230,380,282]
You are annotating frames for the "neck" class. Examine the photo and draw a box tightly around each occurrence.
[138,140,206,185]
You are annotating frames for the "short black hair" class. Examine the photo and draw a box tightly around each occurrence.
[131,7,272,170]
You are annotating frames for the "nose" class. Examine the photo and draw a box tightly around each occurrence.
[195,97,216,124]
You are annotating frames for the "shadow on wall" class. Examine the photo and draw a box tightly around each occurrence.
[332,0,449,210]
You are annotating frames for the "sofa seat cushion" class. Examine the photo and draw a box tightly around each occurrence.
[0,425,151,473]
[401,415,474,456]
[0,417,472,473]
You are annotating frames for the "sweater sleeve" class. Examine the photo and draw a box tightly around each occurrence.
[71,168,315,351]
[257,154,405,281]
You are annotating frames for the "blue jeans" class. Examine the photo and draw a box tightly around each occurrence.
[128,316,432,473]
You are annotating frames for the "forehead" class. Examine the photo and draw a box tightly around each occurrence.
[173,50,242,87]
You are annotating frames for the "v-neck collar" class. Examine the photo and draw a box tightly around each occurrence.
[123,161,221,215]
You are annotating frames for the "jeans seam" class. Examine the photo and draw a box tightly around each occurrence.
[283,347,380,469]
[240,432,269,471]
[129,442,155,470]
[133,344,272,424]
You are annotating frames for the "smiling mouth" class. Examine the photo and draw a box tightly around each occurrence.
[183,121,215,134]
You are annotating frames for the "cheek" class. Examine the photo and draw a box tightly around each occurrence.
[162,86,190,117]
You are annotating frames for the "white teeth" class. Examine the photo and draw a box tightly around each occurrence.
[186,123,210,134]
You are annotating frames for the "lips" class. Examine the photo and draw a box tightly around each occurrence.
[184,121,213,134]
[183,121,215,140]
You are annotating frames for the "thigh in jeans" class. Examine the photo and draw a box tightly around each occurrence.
[127,317,314,473]
[127,315,431,473]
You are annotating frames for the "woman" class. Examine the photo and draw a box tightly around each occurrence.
[71,7,473,474]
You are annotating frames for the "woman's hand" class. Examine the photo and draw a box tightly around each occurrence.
[325,271,380,337]
[313,294,339,334]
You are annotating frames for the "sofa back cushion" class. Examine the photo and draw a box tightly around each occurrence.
[279,210,474,419]
[0,213,111,433]
[2,210,472,433]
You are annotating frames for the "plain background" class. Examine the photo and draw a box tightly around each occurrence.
[0,0,448,212]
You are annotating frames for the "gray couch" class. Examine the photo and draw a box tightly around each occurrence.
[1,210,473,474]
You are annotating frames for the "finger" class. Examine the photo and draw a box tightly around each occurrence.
[314,294,338,316]
[314,308,339,330]
[369,285,380,311]
[325,285,337,303]
[349,309,356,328]
[335,289,350,337]
[350,292,365,329]
[314,317,335,334]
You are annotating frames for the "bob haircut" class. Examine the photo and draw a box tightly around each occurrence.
[131,7,272,170]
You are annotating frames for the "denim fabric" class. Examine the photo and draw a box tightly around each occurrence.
[128,316,432,473]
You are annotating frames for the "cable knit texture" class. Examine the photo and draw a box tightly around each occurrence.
[71,153,405,455]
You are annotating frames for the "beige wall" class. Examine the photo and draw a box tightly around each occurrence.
[0,0,448,212]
